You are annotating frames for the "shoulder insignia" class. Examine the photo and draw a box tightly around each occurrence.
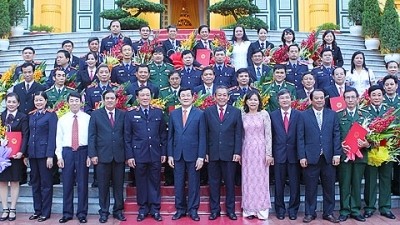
[160,87,169,91]
[228,86,238,91]
[299,61,308,66]
[44,87,54,92]
[285,81,295,86]
[28,109,38,115]
[87,83,98,88]
[66,86,75,90]
[110,82,120,87]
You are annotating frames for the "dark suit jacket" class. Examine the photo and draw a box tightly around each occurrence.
[323,85,353,108]
[27,111,58,158]
[13,82,46,115]
[297,108,341,164]
[126,82,159,103]
[77,66,99,92]
[124,107,167,163]
[88,108,126,163]
[193,85,216,95]
[100,35,132,53]
[247,41,274,65]
[167,107,206,162]
[270,109,300,164]
[204,105,243,161]
[162,39,181,63]
[296,89,310,100]
[247,64,271,83]
[53,55,80,69]
[1,111,29,155]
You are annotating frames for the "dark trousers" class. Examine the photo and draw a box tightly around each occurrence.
[96,160,125,216]
[392,160,400,195]
[208,160,236,214]
[61,147,89,218]
[135,161,161,215]
[163,162,174,184]
[274,162,300,216]
[304,156,336,217]
[364,162,393,213]
[174,159,199,214]
[29,158,53,218]
[338,162,365,216]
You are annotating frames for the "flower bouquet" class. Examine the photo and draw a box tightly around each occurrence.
[0,64,17,102]
[269,46,288,65]
[52,100,70,118]
[359,89,371,108]
[193,92,215,110]
[65,72,80,90]
[299,30,322,63]
[0,125,11,173]
[113,82,132,111]
[210,32,233,65]
[32,61,47,85]
[365,107,400,166]
[291,98,311,111]
[253,80,271,109]
[133,32,161,65]
[150,98,167,110]
[169,31,197,70]
[103,39,124,71]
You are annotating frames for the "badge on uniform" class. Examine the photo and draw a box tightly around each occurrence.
[134,116,141,119]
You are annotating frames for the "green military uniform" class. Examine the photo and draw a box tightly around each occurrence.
[338,108,370,217]
[149,62,174,89]
[45,86,75,108]
[159,87,180,124]
[383,94,400,195]
[363,104,393,215]
[262,81,296,112]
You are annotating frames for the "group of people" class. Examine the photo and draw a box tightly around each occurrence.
[0,18,399,224]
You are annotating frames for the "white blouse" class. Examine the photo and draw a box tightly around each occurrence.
[231,40,251,71]
[346,69,376,95]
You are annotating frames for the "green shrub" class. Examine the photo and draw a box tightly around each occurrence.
[0,0,11,38]
[224,16,268,30]
[362,0,381,38]
[30,24,54,32]
[120,17,149,30]
[318,22,340,31]
[379,0,400,53]
[9,0,26,26]
[348,0,364,25]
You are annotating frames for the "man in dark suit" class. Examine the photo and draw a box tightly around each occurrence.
[192,25,212,61]
[167,87,206,221]
[100,20,132,54]
[13,47,44,82]
[126,64,159,103]
[285,44,309,90]
[180,50,202,89]
[47,50,79,89]
[270,89,301,220]
[88,90,126,223]
[132,25,151,55]
[111,44,137,85]
[53,40,80,68]
[212,47,236,87]
[13,62,46,115]
[246,50,271,83]
[56,92,91,224]
[296,72,315,100]
[204,86,243,221]
[162,25,181,64]
[324,67,352,108]
[311,48,335,89]
[297,89,341,223]
[247,26,274,66]
[193,66,216,96]
[125,87,167,222]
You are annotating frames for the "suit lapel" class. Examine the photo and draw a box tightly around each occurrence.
[102,109,113,128]
[183,108,194,131]
[308,109,320,130]
[221,105,231,122]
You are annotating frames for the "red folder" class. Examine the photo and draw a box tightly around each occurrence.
[344,122,368,160]
[330,96,347,112]
[6,132,22,158]
[196,49,211,66]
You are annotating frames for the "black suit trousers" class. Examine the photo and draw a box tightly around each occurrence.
[135,161,162,215]
[274,162,301,216]
[96,160,125,216]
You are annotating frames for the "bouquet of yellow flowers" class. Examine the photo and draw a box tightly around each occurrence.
[33,61,47,84]
[52,100,70,118]
[0,65,17,102]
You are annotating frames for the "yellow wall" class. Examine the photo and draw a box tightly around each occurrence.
[33,0,72,33]
[298,0,336,32]
[137,0,161,29]
[209,0,235,28]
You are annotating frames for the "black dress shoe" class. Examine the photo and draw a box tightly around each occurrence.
[350,214,366,222]
[338,215,348,222]
[364,211,373,218]
[289,215,297,220]
[78,217,87,223]
[99,215,108,223]
[208,212,221,220]
[323,215,339,223]
[277,214,285,220]
[227,213,237,220]
[137,214,146,222]
[29,214,40,220]
[38,216,48,222]
[190,213,200,221]
[113,213,127,221]
[59,216,73,223]
[172,212,185,220]
[380,211,396,219]
[303,215,316,223]
[152,213,162,221]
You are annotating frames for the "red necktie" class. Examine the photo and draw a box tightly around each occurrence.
[71,115,79,151]
[219,107,224,121]
[109,112,115,127]
[90,70,94,80]
[283,111,289,133]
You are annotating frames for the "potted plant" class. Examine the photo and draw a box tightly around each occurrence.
[379,0,400,63]
[348,0,364,36]
[362,0,381,50]
[317,22,340,33]
[0,0,11,50]
[29,24,54,34]
[9,0,26,36]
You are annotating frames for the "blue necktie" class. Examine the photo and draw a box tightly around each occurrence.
[125,64,129,71]
[256,67,262,80]
[186,68,191,74]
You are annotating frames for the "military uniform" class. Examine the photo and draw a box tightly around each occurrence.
[311,65,335,90]
[262,81,296,112]
[45,86,75,108]
[228,86,257,105]
[111,63,137,85]
[84,83,118,114]
[363,104,393,215]
[212,64,236,88]
[149,63,174,89]
[378,78,400,95]
[47,66,78,89]
[180,67,202,89]
[285,61,309,90]
[337,108,370,218]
